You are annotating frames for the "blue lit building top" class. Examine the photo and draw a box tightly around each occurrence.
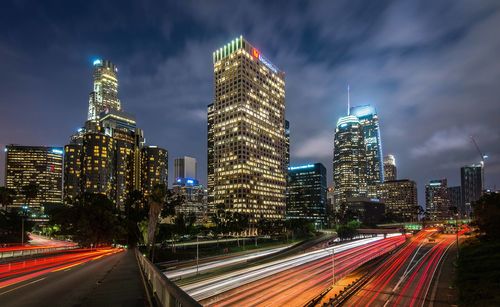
[50,148,64,155]
[288,164,315,171]
[350,105,377,118]
[174,177,200,187]
[336,115,359,128]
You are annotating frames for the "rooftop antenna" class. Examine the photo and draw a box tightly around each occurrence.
[347,84,351,115]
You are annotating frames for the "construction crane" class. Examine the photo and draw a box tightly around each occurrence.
[470,136,488,192]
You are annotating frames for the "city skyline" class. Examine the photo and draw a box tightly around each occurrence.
[1,1,499,205]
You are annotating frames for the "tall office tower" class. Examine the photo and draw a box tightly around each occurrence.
[425,179,450,221]
[174,156,197,180]
[81,132,116,199]
[448,186,462,214]
[461,164,482,216]
[210,36,287,222]
[378,179,418,222]
[141,146,168,197]
[286,163,327,228]
[333,115,367,206]
[383,154,397,181]
[350,105,383,196]
[207,103,215,211]
[87,59,121,121]
[5,145,63,210]
[285,120,290,170]
[100,110,143,208]
[63,143,83,203]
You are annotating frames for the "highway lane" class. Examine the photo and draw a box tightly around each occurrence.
[345,228,465,307]
[0,249,147,307]
[182,234,404,302]
[165,245,290,279]
[200,235,406,306]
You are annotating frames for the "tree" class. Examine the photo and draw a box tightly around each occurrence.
[49,193,124,247]
[473,193,500,239]
[22,183,38,207]
[123,190,148,247]
[0,187,15,210]
[147,184,166,260]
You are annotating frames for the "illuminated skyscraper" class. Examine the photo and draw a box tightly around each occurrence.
[378,179,418,222]
[333,115,367,206]
[209,36,287,222]
[285,120,290,170]
[5,145,63,209]
[425,179,450,220]
[141,146,168,197]
[383,154,397,181]
[64,59,166,209]
[174,156,197,180]
[207,103,215,210]
[87,59,121,121]
[350,105,383,196]
[286,163,327,228]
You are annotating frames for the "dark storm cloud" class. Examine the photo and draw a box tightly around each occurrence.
[1,0,499,202]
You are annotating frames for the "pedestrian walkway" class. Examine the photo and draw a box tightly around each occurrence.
[82,249,149,306]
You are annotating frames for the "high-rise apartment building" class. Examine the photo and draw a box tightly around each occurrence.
[174,156,197,180]
[286,163,327,228]
[333,115,367,206]
[209,36,287,222]
[87,59,121,121]
[425,179,450,221]
[383,154,397,181]
[141,146,168,197]
[378,179,418,222]
[461,164,482,216]
[63,143,82,203]
[350,105,383,196]
[5,145,63,209]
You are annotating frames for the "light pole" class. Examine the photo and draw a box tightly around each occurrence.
[196,235,199,275]
[332,247,335,286]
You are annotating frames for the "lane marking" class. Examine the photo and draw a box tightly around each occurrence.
[0,277,47,296]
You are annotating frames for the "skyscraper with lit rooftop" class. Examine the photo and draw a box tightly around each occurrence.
[87,59,121,121]
[333,114,367,206]
[208,35,287,223]
[350,105,383,196]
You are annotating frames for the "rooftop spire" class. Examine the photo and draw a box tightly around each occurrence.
[347,84,351,115]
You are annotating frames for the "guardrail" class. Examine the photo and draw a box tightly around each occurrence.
[0,245,77,260]
[135,249,201,307]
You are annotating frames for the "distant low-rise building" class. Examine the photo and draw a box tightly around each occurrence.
[344,197,385,225]
[172,178,207,225]
[378,179,418,222]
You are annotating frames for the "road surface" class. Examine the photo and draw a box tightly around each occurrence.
[181,234,405,305]
[345,228,465,306]
[0,249,147,307]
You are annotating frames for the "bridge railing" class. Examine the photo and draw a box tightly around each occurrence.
[135,248,201,307]
[0,245,77,260]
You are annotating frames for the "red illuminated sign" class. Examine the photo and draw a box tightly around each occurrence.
[252,48,260,58]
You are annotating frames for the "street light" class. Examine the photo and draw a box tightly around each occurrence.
[196,235,200,275]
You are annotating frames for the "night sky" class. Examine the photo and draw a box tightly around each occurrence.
[1,0,499,204]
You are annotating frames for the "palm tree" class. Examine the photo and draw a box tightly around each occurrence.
[148,184,166,261]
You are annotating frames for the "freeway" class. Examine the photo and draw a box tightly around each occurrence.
[344,228,466,306]
[0,249,147,307]
[165,245,290,279]
[181,234,406,305]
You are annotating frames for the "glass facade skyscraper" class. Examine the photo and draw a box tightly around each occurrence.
[209,36,287,222]
[286,163,327,228]
[333,115,367,206]
[461,164,482,216]
[350,105,383,196]
[425,179,450,221]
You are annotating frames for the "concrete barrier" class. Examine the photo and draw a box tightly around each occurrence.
[135,249,201,307]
